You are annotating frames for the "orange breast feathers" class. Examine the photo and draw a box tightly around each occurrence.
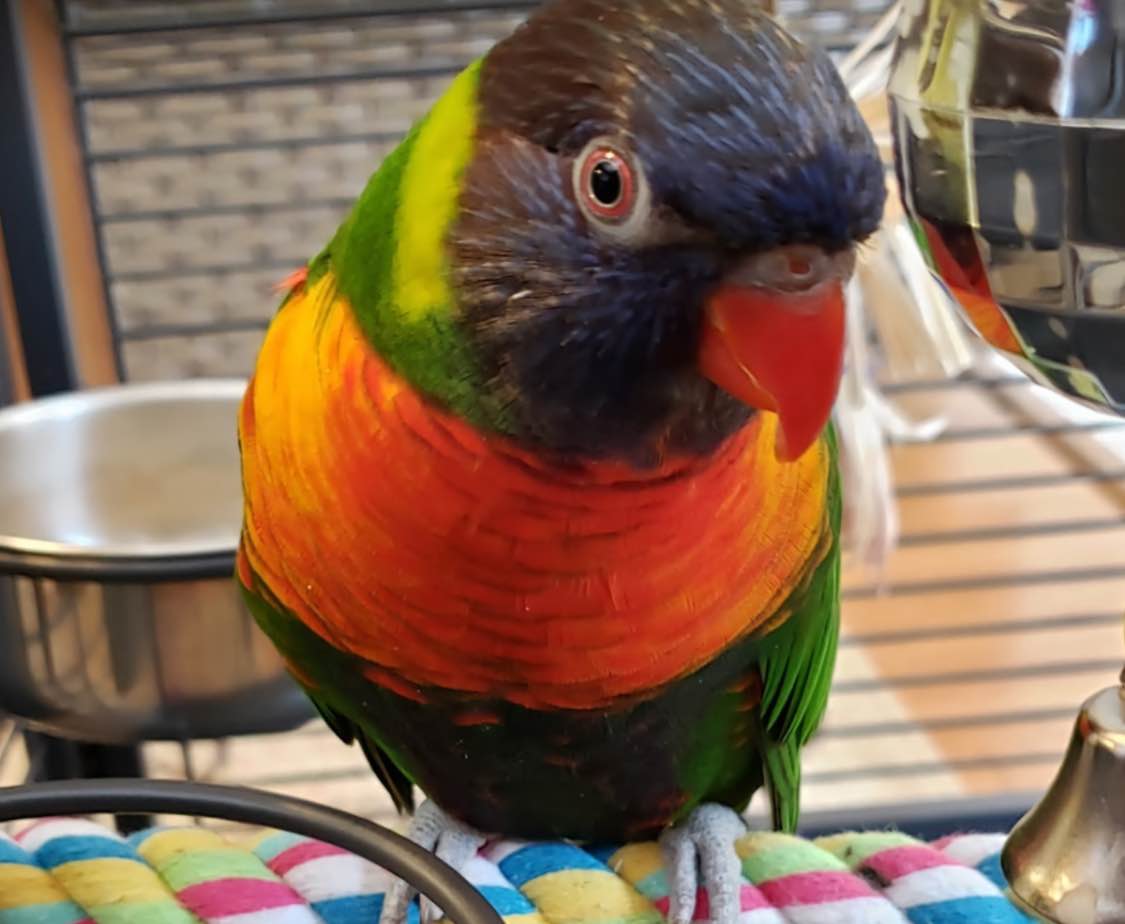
[238,273,833,710]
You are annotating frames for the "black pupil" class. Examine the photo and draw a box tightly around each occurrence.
[590,159,623,207]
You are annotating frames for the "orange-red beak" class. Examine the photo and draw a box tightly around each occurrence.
[698,247,851,462]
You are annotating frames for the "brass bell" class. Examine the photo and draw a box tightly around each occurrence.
[1002,677,1125,924]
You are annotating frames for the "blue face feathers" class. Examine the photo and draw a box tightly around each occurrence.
[449,0,885,462]
[628,4,884,250]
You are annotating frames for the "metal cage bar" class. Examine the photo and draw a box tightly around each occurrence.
[0,0,80,396]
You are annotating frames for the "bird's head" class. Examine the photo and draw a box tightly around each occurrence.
[426,0,884,463]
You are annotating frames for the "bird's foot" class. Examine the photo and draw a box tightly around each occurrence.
[659,803,747,924]
[379,799,488,924]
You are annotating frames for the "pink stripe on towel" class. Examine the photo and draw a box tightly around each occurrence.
[178,877,306,917]
[268,840,348,876]
[758,870,877,907]
[865,845,953,881]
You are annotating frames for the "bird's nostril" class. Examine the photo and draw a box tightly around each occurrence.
[729,245,852,293]
[787,254,814,280]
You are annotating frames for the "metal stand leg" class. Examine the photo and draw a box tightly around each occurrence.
[23,732,152,835]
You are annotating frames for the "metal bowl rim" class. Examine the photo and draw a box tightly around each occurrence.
[0,378,247,427]
[0,547,236,582]
[0,378,247,562]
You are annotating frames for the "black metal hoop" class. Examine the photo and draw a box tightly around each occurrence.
[0,778,503,924]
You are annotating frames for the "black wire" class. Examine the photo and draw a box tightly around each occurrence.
[61,1,540,36]
[0,778,502,924]
[796,792,1035,842]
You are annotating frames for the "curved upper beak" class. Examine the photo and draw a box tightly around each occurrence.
[698,245,855,462]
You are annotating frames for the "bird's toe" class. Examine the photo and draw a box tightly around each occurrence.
[379,800,488,924]
[658,803,747,924]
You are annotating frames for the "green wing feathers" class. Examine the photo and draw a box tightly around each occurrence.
[308,690,416,815]
[239,578,416,815]
[757,427,843,832]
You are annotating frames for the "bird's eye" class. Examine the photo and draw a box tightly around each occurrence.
[572,138,652,241]
[581,150,633,219]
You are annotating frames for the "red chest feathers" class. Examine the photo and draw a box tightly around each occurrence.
[238,278,832,709]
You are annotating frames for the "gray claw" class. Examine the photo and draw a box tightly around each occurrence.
[659,803,747,924]
[379,800,488,924]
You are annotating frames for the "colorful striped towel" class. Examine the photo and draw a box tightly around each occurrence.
[0,818,1032,923]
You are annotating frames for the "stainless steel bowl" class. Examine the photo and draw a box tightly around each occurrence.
[888,0,1125,416]
[0,380,310,743]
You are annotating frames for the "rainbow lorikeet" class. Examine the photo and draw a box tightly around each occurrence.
[236,1,884,921]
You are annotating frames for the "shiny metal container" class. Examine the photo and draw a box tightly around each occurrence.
[889,2,1125,921]
[888,0,1125,415]
[0,380,310,743]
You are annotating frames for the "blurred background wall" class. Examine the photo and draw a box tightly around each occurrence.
[56,0,887,382]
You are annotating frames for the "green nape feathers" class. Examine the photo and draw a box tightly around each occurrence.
[311,60,497,431]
